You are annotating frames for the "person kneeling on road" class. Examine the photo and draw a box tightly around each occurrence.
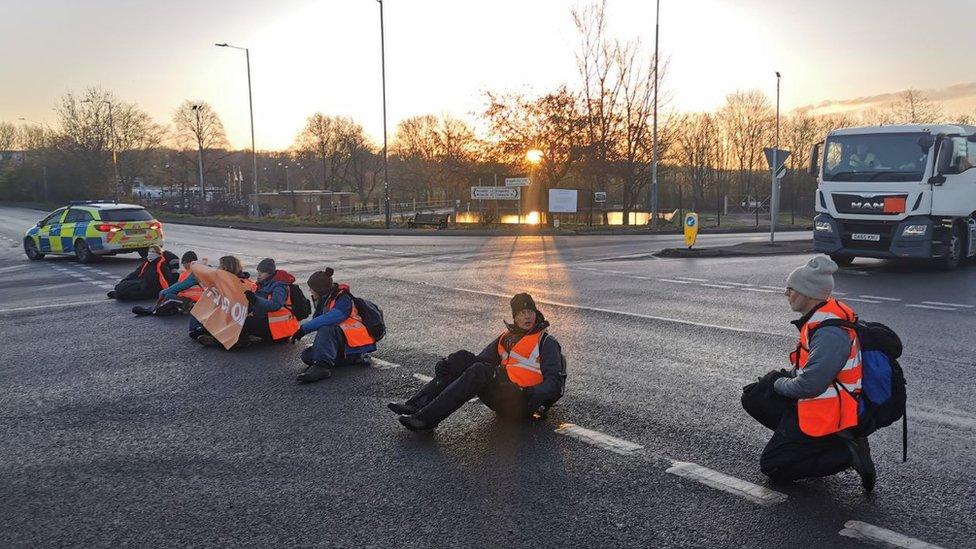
[107,245,178,301]
[290,268,377,383]
[741,255,877,491]
[389,293,565,431]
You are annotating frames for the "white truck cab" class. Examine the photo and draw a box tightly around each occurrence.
[809,124,976,270]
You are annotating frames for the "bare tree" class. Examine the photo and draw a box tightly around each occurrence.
[0,122,18,150]
[674,112,717,209]
[391,114,478,202]
[293,114,366,191]
[888,88,943,124]
[718,89,774,217]
[172,100,229,211]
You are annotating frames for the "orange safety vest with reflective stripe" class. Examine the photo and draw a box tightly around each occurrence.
[790,298,862,437]
[138,258,170,290]
[326,284,376,348]
[266,286,300,341]
[497,330,545,388]
[175,270,202,302]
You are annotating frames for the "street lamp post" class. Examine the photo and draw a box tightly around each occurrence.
[771,71,781,244]
[649,0,660,230]
[216,42,260,217]
[377,0,391,229]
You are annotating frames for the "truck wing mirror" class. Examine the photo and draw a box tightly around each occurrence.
[967,134,976,143]
[808,142,822,177]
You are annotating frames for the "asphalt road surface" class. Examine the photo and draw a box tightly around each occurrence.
[0,205,973,548]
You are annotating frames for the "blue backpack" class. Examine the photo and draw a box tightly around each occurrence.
[814,319,908,461]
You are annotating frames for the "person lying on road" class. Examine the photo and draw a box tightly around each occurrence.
[389,293,566,431]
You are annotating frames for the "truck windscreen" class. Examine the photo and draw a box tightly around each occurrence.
[823,132,928,182]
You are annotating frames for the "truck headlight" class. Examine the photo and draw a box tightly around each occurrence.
[902,224,927,236]
[815,221,833,233]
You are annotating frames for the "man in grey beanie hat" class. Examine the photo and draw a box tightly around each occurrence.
[741,254,877,492]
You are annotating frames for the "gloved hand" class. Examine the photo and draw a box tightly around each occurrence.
[244,290,257,304]
[290,327,308,344]
[758,369,789,384]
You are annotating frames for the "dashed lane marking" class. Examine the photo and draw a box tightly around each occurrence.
[554,423,644,456]
[666,461,788,506]
[412,373,433,383]
[906,304,957,312]
[700,283,735,289]
[839,520,946,549]
[921,301,974,308]
[718,281,755,287]
[674,276,709,282]
[0,264,28,273]
[657,278,695,284]
[370,357,401,370]
[859,295,902,302]
[0,299,112,314]
[742,287,780,294]
[843,297,883,304]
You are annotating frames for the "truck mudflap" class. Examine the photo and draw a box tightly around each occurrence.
[813,214,934,259]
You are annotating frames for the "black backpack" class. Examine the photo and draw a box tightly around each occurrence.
[813,318,908,461]
[351,295,386,342]
[287,284,312,320]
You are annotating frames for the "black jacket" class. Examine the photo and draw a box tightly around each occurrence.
[122,256,174,292]
[476,313,565,410]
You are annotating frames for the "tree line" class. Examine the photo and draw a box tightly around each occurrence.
[0,1,969,224]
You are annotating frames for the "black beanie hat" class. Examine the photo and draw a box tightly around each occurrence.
[181,251,198,264]
[307,268,334,296]
[257,257,276,274]
[510,293,538,317]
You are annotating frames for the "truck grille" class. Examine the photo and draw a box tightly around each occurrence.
[838,221,895,250]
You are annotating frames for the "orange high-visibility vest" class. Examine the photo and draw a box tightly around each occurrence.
[137,258,170,290]
[266,286,299,341]
[497,330,545,388]
[176,270,202,302]
[790,298,862,437]
[326,284,375,348]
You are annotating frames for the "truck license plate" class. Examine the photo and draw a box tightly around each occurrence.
[851,233,880,242]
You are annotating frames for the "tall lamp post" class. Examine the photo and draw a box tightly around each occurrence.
[649,0,660,229]
[191,105,206,214]
[82,98,120,202]
[18,117,49,201]
[215,42,260,217]
[377,0,391,228]
[771,71,781,244]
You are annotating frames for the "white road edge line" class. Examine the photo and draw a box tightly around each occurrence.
[859,295,902,302]
[666,461,788,506]
[839,520,946,549]
[675,277,709,282]
[921,301,974,308]
[906,304,957,312]
[843,297,883,304]
[700,284,735,289]
[554,423,643,456]
[370,357,401,370]
[657,278,695,284]
[0,299,112,314]
[741,288,780,293]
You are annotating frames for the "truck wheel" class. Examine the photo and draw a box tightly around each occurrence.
[936,224,964,271]
[24,238,44,260]
[830,254,854,267]
[74,239,95,264]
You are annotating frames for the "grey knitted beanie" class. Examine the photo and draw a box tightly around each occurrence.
[786,255,837,300]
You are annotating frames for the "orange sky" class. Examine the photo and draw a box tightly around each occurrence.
[3,0,975,150]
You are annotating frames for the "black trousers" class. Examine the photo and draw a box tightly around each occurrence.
[407,350,529,425]
[742,376,852,482]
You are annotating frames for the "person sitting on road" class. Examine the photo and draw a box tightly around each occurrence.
[132,250,203,316]
[161,255,255,340]
[107,245,177,301]
[389,293,566,431]
[741,255,876,491]
[197,257,299,348]
[290,268,377,384]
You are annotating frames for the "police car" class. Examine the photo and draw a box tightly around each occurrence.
[24,202,164,263]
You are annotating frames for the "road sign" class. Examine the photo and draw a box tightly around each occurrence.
[594,191,607,203]
[471,186,520,200]
[548,189,578,213]
[505,177,530,187]
[683,212,700,248]
[764,148,790,172]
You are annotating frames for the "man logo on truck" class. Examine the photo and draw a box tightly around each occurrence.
[851,201,884,210]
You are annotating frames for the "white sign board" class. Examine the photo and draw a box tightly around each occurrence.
[471,186,521,200]
[548,189,578,213]
[505,177,530,187]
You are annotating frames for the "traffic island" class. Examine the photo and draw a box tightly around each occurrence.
[656,239,814,258]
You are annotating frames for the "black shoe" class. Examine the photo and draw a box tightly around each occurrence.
[189,329,204,341]
[387,402,418,416]
[297,362,333,384]
[399,415,437,432]
[845,436,877,492]
[131,305,154,316]
[196,334,220,347]
[107,291,117,299]
[232,337,252,349]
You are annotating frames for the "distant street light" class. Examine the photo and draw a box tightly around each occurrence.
[81,98,120,202]
[377,0,391,229]
[215,42,260,217]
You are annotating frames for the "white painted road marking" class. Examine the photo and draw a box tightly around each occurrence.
[412,373,433,383]
[906,304,957,312]
[0,264,28,273]
[700,283,735,289]
[370,357,401,370]
[859,295,902,302]
[666,461,788,506]
[839,520,946,549]
[921,301,974,308]
[843,297,883,304]
[555,423,644,455]
[742,288,780,294]
[675,276,709,283]
[657,278,695,284]
[0,299,112,314]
